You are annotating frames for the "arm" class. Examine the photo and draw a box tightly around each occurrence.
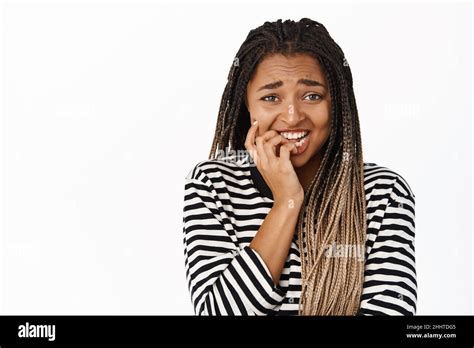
[183,170,289,315]
[358,177,417,315]
[249,198,303,286]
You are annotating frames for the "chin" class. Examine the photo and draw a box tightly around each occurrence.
[289,152,313,168]
[290,139,326,169]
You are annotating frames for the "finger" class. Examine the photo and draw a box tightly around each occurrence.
[258,129,279,162]
[255,134,269,166]
[244,120,259,151]
[260,129,279,142]
[244,121,259,163]
[256,129,280,166]
[280,142,296,162]
[266,133,284,147]
[263,133,283,162]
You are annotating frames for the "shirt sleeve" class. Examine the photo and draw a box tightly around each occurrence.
[182,165,286,315]
[357,176,417,315]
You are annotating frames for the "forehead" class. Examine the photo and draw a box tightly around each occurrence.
[250,53,325,83]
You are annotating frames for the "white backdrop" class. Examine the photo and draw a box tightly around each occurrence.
[0,0,472,315]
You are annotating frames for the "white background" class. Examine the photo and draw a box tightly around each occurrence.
[0,0,472,315]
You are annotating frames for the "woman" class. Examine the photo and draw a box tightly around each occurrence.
[182,18,417,315]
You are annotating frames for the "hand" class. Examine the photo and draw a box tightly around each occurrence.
[245,121,304,206]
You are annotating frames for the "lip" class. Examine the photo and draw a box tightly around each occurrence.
[280,131,310,156]
[276,128,311,133]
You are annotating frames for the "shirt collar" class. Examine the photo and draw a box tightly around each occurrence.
[230,150,274,200]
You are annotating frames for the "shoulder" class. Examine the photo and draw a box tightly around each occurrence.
[185,153,251,185]
[364,162,415,197]
[363,162,415,199]
[363,163,416,242]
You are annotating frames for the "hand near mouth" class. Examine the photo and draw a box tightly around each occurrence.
[244,121,304,205]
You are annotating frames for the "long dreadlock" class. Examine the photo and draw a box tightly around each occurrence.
[208,18,367,316]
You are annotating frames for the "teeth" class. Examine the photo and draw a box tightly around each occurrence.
[280,131,308,140]
[295,137,307,147]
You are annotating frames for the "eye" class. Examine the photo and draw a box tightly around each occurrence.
[260,95,279,102]
[304,93,323,101]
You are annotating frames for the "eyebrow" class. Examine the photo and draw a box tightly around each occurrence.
[257,78,326,92]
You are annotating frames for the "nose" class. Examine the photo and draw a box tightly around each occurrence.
[281,102,304,125]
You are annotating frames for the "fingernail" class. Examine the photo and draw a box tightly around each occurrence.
[253,120,258,125]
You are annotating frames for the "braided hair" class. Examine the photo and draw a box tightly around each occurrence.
[209,18,367,315]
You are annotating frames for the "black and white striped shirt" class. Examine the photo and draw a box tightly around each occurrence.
[182,154,417,315]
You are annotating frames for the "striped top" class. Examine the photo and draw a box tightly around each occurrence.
[182,153,417,315]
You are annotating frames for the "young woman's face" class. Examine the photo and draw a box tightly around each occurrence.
[245,53,331,168]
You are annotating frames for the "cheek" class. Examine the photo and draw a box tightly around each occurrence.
[313,114,331,131]
[308,105,331,146]
[309,103,331,130]
[249,106,278,136]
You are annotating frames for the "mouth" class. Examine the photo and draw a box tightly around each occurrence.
[278,130,310,147]
[277,130,311,155]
